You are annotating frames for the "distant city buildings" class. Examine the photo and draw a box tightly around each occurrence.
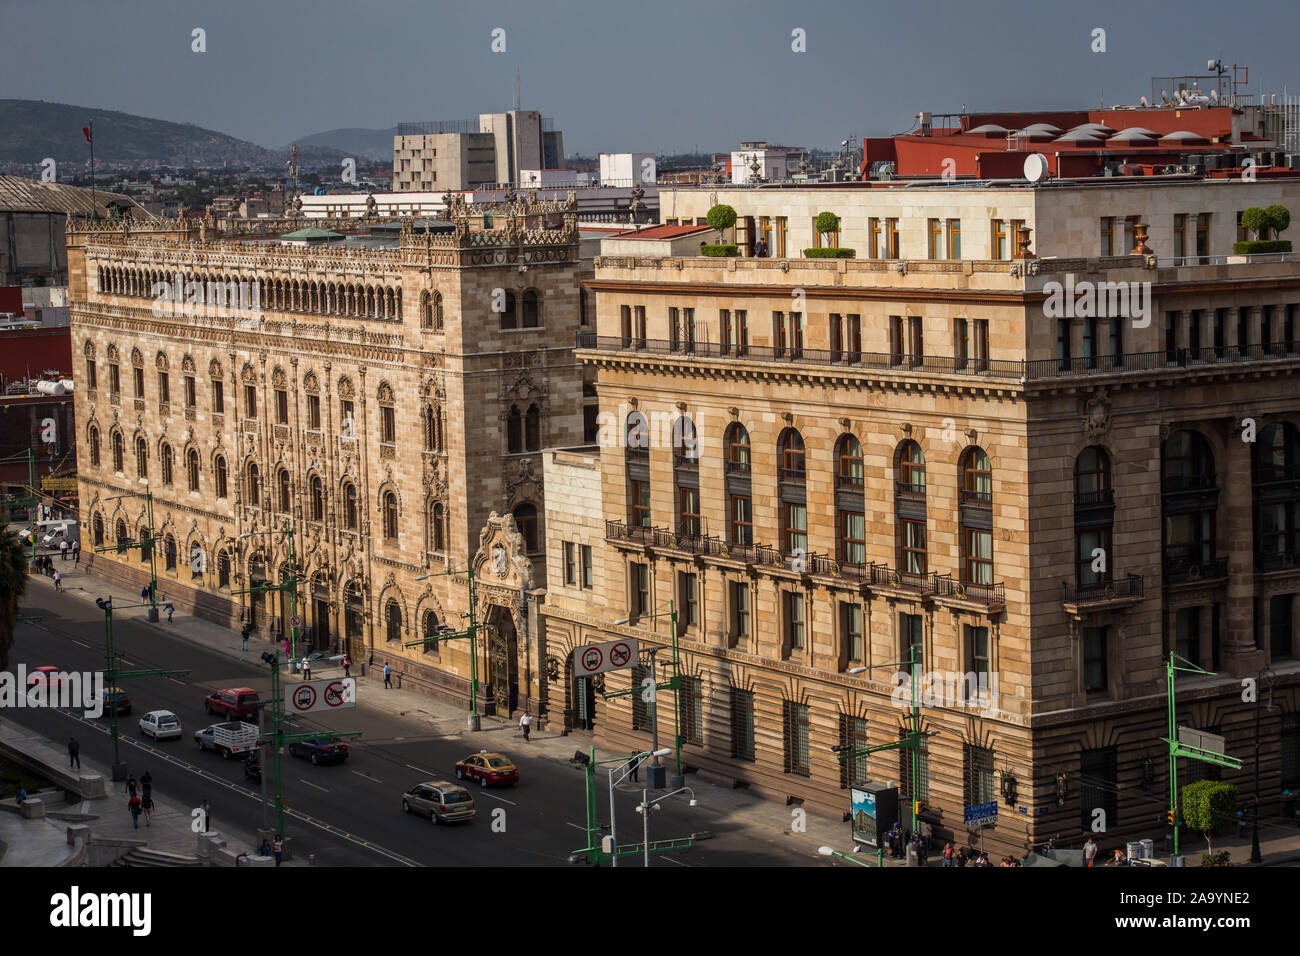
[393,110,565,191]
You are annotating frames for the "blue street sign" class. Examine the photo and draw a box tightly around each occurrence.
[964,801,998,828]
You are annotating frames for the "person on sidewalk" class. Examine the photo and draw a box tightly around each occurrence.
[301,656,311,680]
[272,833,284,866]
[1083,836,1098,868]
[282,638,290,660]
[128,794,142,829]
[141,792,153,826]
[125,774,138,799]
[73,542,80,565]
[627,751,640,782]
[68,737,79,769]
[16,786,27,805]
[942,842,955,868]
[259,838,272,858]
[241,626,249,653]
[140,585,149,602]
[140,771,152,798]
[518,710,532,741]
[166,602,173,623]
[53,570,61,591]
[383,662,392,688]
[60,539,68,561]
[343,655,351,679]
[200,799,212,832]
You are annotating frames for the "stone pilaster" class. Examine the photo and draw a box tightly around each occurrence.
[1223,428,1264,675]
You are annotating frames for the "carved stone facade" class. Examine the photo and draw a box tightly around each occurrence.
[67,204,583,714]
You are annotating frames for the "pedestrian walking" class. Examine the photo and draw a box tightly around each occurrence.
[241,626,249,652]
[141,793,153,826]
[383,662,392,688]
[942,842,955,868]
[60,539,68,561]
[518,710,532,741]
[16,786,27,805]
[272,833,284,866]
[140,771,152,798]
[200,799,211,832]
[125,774,138,798]
[68,737,80,769]
[166,602,173,623]
[343,655,351,678]
[140,585,149,602]
[956,847,968,867]
[302,656,312,680]
[73,542,80,565]
[1083,836,1098,868]
[53,570,61,591]
[282,638,290,659]
[128,794,142,828]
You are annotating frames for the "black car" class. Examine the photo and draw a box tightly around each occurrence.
[243,753,262,782]
[100,687,132,716]
[288,736,349,765]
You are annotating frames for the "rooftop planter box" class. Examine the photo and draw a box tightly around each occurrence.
[1232,239,1293,254]
[700,244,740,257]
[803,247,856,258]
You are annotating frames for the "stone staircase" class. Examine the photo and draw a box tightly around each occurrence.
[109,846,207,867]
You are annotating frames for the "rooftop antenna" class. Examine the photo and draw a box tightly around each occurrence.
[515,68,520,110]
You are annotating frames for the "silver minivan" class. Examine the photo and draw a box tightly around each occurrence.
[402,779,477,824]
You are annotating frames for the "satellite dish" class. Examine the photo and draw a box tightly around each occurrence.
[1023,153,1049,183]
[1139,95,1149,107]
[1210,89,1219,103]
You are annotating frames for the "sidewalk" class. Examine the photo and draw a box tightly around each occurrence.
[24,552,1300,867]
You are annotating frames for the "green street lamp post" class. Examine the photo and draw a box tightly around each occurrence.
[573,744,694,866]
[818,845,875,867]
[406,565,482,731]
[609,600,683,789]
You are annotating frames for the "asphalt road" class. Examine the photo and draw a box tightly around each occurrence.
[7,585,817,867]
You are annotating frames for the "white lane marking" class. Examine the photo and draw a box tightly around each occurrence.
[120,659,132,665]
[661,855,690,867]
[478,791,517,806]
[405,763,436,775]
[352,770,382,784]
[72,640,90,648]
[565,822,585,831]
[299,778,329,793]
[169,678,186,685]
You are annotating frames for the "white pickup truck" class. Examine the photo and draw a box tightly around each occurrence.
[194,721,259,758]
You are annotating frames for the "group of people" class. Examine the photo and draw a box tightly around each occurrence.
[257,834,286,866]
[33,554,64,590]
[125,771,155,828]
[57,539,80,562]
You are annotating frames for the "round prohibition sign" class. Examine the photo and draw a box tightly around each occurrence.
[324,681,349,707]
[293,684,317,711]
[581,646,604,673]
[609,642,632,668]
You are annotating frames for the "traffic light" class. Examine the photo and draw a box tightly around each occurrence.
[914,800,926,819]
[1167,808,1176,826]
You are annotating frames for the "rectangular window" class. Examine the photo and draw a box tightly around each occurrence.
[86,358,98,390]
[580,544,593,589]
[630,562,649,619]
[928,218,942,259]
[1282,714,1300,790]
[1108,317,1124,364]
[381,406,396,443]
[1213,308,1226,358]
[992,219,1008,260]
[1058,318,1072,371]
[1124,215,1140,254]
[954,317,969,369]
[907,316,923,365]
[1175,607,1201,668]
[277,389,290,425]
[1196,213,1211,257]
[1165,311,1178,362]
[110,364,120,395]
[784,591,805,652]
[1084,626,1108,692]
[1080,746,1119,829]
[630,480,651,528]
[1099,217,1114,257]
[840,509,866,564]
[730,580,750,641]
[184,375,196,409]
[730,687,755,761]
[1237,210,1248,244]
[782,700,811,777]
[678,486,701,537]
[1237,308,1250,354]
[899,741,930,803]
[158,371,170,405]
[964,745,996,807]
[967,625,990,683]
[783,502,807,555]
[1189,309,1203,356]
[340,399,354,436]
[307,394,321,430]
[678,571,699,630]
[900,612,923,670]
[133,366,145,398]
[1173,213,1187,258]
[212,379,224,414]
[972,318,989,370]
[244,384,257,419]
[730,494,753,545]
[668,307,679,349]
[902,519,927,574]
[838,715,868,788]
[889,315,904,366]
[1011,219,1025,256]
[965,528,993,585]
[1263,305,1276,353]
[681,676,704,746]
[563,541,576,585]
[841,601,864,664]
[869,217,882,258]
[946,218,961,259]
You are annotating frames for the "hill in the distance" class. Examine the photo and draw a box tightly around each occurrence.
[0,100,346,169]
[286,127,397,162]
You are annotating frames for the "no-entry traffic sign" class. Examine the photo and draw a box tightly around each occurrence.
[574,637,639,677]
[287,677,357,715]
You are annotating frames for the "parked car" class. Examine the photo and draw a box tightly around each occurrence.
[243,752,263,782]
[194,721,259,758]
[204,687,260,721]
[41,524,72,546]
[289,736,349,765]
[99,686,131,716]
[455,751,519,787]
[139,710,182,740]
[17,526,36,544]
[401,780,476,824]
[26,665,63,689]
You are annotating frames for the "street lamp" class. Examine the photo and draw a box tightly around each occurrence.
[1252,668,1276,864]
[406,564,482,730]
[99,487,159,621]
[611,601,684,789]
[636,785,696,868]
[818,845,874,868]
[606,747,669,868]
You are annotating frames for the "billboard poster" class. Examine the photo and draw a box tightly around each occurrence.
[851,787,877,846]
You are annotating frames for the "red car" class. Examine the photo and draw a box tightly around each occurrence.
[27,666,64,689]
[455,752,519,787]
[204,687,261,721]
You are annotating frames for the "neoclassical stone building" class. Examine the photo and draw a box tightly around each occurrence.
[537,179,1300,855]
[67,197,587,715]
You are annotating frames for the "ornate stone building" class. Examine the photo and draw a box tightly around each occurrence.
[536,179,1300,855]
[67,196,586,716]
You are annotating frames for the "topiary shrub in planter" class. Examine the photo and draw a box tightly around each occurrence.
[700,244,740,257]
[1232,240,1293,254]
[1182,780,1238,855]
[1201,850,1232,867]
[803,247,856,258]
[706,204,737,235]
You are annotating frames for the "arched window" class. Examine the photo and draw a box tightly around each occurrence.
[525,403,541,451]
[1075,446,1114,590]
[247,462,261,506]
[214,454,226,498]
[834,434,865,564]
[674,416,700,537]
[423,404,442,452]
[342,482,358,530]
[836,434,863,488]
[164,534,177,571]
[217,550,231,589]
[134,437,147,478]
[895,441,927,576]
[514,503,539,553]
[93,515,104,546]
[507,405,523,454]
[778,429,806,483]
[89,426,101,467]
[959,446,994,585]
[115,518,129,553]
[386,600,403,643]
[778,429,807,556]
[430,502,446,552]
[423,610,441,655]
[382,491,398,539]
[278,469,292,512]
[725,423,753,545]
[626,412,649,460]
[1253,422,1300,571]
[522,290,540,328]
[725,423,750,473]
[160,442,173,485]
[626,412,651,529]
[310,475,324,521]
[500,291,517,330]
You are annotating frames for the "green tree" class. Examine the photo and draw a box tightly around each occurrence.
[1181,780,1238,855]
[0,528,29,672]
[1241,206,1269,240]
[1265,204,1291,238]
[815,211,841,247]
[706,203,737,237]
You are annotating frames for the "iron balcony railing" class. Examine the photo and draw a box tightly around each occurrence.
[959,487,993,506]
[895,480,926,499]
[1062,573,1144,605]
[578,333,1300,380]
[1074,488,1115,508]
[1256,550,1300,573]
[1161,474,1218,494]
[934,574,1006,606]
[1163,555,1229,584]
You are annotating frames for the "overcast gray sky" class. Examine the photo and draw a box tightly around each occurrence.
[2,0,1298,154]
